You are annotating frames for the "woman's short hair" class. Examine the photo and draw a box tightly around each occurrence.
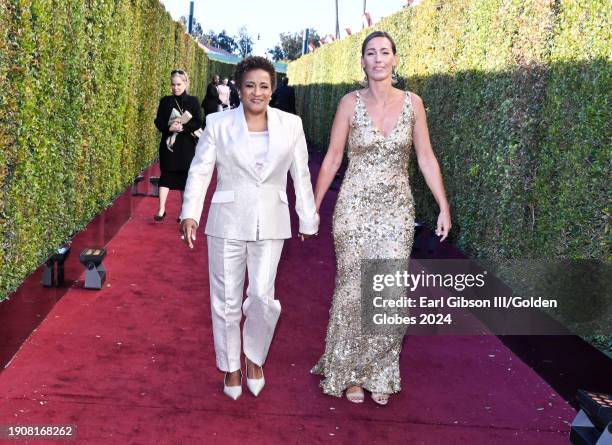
[171,69,190,90]
[361,31,397,56]
[234,56,276,90]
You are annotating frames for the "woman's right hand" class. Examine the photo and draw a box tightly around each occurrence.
[169,121,183,132]
[181,219,197,248]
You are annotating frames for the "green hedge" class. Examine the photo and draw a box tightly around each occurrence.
[288,0,610,262]
[0,0,234,300]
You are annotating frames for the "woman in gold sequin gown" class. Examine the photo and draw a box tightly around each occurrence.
[311,31,452,405]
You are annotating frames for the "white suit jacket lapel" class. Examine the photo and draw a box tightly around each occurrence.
[229,104,258,176]
[260,106,283,181]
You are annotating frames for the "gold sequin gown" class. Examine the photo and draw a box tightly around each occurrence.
[311,90,416,397]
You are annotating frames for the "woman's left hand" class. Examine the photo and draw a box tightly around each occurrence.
[299,233,318,242]
[435,209,452,242]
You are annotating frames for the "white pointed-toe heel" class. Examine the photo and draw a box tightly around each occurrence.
[223,370,242,400]
[245,357,265,397]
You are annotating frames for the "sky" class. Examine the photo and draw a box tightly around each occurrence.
[159,0,411,56]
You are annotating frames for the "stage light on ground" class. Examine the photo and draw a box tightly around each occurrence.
[149,176,160,197]
[79,248,107,290]
[570,390,612,445]
[132,175,145,196]
[42,244,71,287]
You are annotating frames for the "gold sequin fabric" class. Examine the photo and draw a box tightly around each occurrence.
[311,90,416,397]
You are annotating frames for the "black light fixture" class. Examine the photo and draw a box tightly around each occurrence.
[79,248,107,290]
[132,175,145,196]
[42,244,71,287]
[570,390,612,445]
[149,176,160,197]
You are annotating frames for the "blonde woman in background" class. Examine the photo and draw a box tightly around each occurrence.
[153,69,203,221]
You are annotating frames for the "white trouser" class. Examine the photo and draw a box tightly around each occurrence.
[207,235,284,372]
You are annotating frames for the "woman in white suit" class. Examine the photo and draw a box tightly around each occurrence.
[180,57,319,400]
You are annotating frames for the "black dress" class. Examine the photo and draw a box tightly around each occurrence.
[229,83,240,108]
[202,82,221,117]
[154,92,203,190]
[271,85,296,114]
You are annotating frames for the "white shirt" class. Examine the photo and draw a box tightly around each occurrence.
[249,131,269,174]
[217,84,230,107]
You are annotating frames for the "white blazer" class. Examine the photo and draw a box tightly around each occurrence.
[180,104,319,241]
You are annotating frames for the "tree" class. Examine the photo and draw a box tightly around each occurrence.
[179,16,204,40]
[180,16,238,54]
[267,45,285,62]
[203,29,238,54]
[267,32,302,61]
[192,22,204,39]
[180,17,255,58]
[267,30,322,61]
[236,26,254,58]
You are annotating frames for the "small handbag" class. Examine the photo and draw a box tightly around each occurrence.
[166,108,193,151]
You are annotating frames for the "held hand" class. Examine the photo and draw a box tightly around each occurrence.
[180,219,197,249]
[169,121,183,132]
[435,209,452,242]
[298,212,320,241]
[299,232,318,242]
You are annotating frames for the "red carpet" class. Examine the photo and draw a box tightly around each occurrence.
[0,162,575,444]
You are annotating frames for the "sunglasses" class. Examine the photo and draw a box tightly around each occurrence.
[171,69,185,75]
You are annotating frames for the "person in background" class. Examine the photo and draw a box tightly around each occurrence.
[229,78,240,108]
[270,77,296,114]
[153,69,203,221]
[202,74,221,119]
[217,77,231,111]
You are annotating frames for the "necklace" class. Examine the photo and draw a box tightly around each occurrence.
[362,89,405,138]
[366,88,393,110]
[379,90,392,109]
[174,96,184,114]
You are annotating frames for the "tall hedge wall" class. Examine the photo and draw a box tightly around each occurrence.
[288,0,610,262]
[0,0,234,300]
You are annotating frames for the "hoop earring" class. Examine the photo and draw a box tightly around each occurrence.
[391,66,399,85]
